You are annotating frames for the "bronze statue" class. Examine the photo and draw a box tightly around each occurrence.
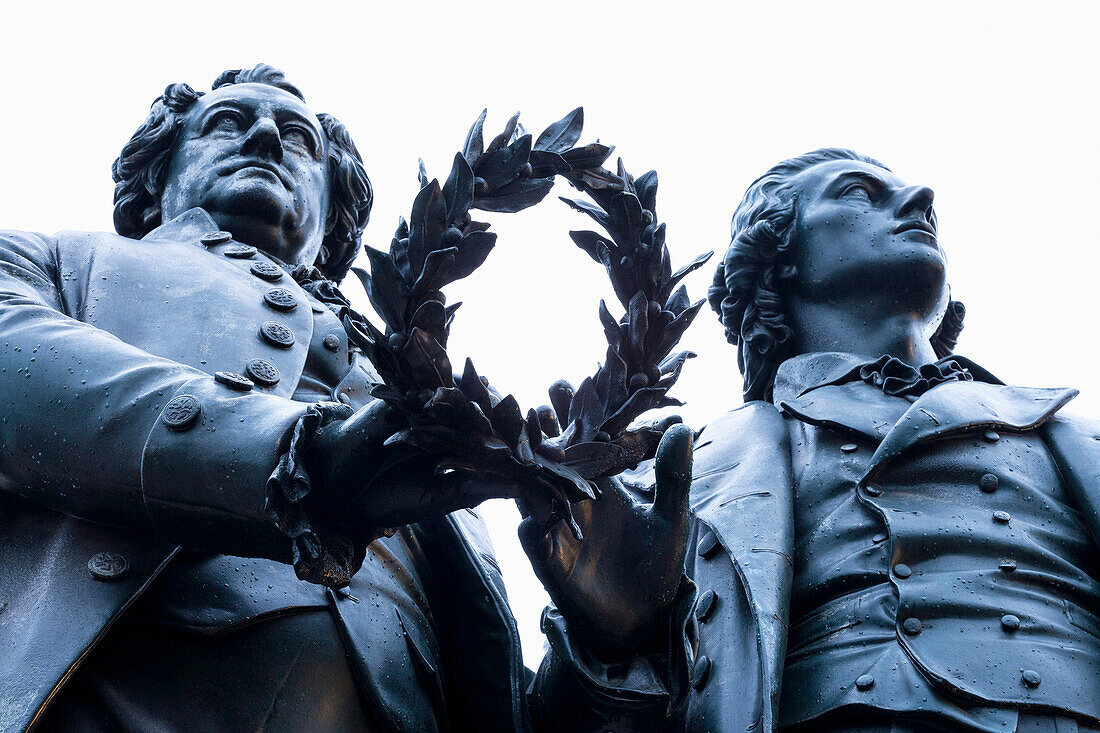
[0,65,699,732]
[671,149,1100,731]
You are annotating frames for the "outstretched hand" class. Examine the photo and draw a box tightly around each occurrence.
[519,422,694,659]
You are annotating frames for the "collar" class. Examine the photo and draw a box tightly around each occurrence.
[141,208,221,243]
[772,352,1077,476]
[771,351,1004,407]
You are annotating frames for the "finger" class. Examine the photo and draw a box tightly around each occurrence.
[652,423,694,521]
[535,404,561,437]
[548,380,574,428]
[652,413,683,434]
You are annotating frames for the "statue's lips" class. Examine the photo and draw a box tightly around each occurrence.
[222,161,294,190]
[893,220,937,242]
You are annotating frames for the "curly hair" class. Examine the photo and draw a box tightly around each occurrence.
[708,148,965,402]
[111,64,372,282]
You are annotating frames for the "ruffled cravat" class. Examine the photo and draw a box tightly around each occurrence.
[855,355,973,398]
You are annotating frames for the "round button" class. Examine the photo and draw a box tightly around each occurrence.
[697,530,720,559]
[872,533,887,544]
[224,245,257,258]
[864,484,883,497]
[88,552,129,582]
[214,371,254,392]
[893,563,912,579]
[999,558,1017,572]
[983,430,1001,443]
[1021,669,1042,687]
[162,395,200,431]
[855,674,875,690]
[245,359,281,387]
[201,230,232,246]
[902,617,922,635]
[250,261,284,281]
[692,655,711,690]
[696,589,718,622]
[260,321,295,349]
[323,334,341,351]
[1001,614,1021,631]
[263,288,298,312]
[979,473,1000,493]
[993,510,1011,524]
[840,443,858,453]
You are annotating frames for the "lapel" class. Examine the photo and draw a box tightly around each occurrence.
[779,382,908,444]
[123,209,314,398]
[865,380,1078,479]
[689,401,794,732]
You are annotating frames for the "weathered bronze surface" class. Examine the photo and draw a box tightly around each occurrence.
[0,65,700,732]
[671,149,1100,731]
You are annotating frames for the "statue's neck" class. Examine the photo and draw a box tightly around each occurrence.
[786,297,940,367]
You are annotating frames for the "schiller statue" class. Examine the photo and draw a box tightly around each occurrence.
[670,149,1100,732]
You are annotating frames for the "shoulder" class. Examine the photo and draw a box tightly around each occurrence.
[695,400,787,455]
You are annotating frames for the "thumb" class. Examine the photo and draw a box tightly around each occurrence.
[652,423,694,521]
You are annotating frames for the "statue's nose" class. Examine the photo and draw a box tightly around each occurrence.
[240,117,283,164]
[896,185,935,223]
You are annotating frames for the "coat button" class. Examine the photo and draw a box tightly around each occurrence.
[864,483,883,497]
[999,558,1017,572]
[1001,614,1021,631]
[224,245,257,258]
[260,321,295,348]
[88,552,130,581]
[692,655,711,690]
[855,674,875,690]
[993,510,1011,524]
[201,230,232,246]
[983,430,1001,443]
[872,533,887,544]
[214,371,254,392]
[323,334,341,351]
[979,473,1000,493]
[263,288,298,312]
[250,261,284,281]
[161,394,201,430]
[840,442,858,453]
[1021,669,1041,687]
[902,617,922,635]
[696,589,718,622]
[245,359,281,387]
[697,529,720,559]
[893,563,912,579]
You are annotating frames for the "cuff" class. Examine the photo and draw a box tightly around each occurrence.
[141,378,361,587]
[266,401,367,588]
[540,575,696,716]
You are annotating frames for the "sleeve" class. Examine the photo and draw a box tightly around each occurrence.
[0,230,355,582]
[527,577,696,732]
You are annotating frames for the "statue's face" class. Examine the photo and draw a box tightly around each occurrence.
[787,159,948,310]
[160,83,329,265]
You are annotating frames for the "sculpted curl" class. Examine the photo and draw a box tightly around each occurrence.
[111,64,371,282]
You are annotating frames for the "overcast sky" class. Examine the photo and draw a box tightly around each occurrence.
[1,1,1097,664]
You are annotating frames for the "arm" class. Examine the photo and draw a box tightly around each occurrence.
[524,425,697,732]
[0,229,313,561]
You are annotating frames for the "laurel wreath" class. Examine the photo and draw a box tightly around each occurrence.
[344,109,711,537]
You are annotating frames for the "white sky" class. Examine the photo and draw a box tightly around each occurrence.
[1,1,1098,665]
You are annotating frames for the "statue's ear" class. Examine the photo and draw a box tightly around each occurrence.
[932,297,966,358]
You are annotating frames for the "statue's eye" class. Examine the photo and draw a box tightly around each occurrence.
[281,126,314,152]
[207,111,244,133]
[842,182,872,201]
